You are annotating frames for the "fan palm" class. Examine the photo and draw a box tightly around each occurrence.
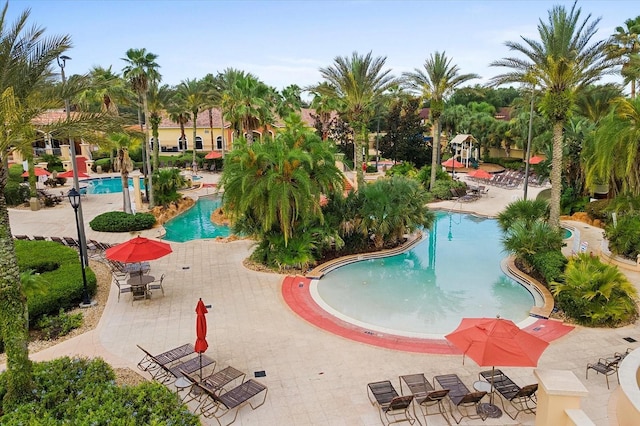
[402,51,479,190]
[497,199,550,232]
[490,3,616,228]
[177,78,208,169]
[147,82,172,170]
[221,73,273,145]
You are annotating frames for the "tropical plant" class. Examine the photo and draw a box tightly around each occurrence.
[153,168,186,207]
[176,78,208,170]
[108,132,140,214]
[490,3,617,228]
[497,199,550,232]
[606,15,640,99]
[122,47,161,207]
[402,51,479,190]
[147,82,172,170]
[307,82,342,140]
[604,214,640,259]
[319,51,396,187]
[502,220,564,271]
[552,253,638,326]
[221,73,273,145]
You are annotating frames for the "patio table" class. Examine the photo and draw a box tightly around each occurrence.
[128,275,155,300]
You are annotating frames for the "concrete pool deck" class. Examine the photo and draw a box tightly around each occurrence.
[6,170,639,425]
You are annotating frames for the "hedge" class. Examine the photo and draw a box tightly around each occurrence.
[89,211,156,232]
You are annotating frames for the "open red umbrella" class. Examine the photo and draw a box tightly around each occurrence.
[205,151,223,160]
[58,170,90,179]
[468,169,492,180]
[528,155,545,165]
[445,317,549,418]
[21,167,51,177]
[105,236,172,263]
[441,158,465,168]
[195,298,209,379]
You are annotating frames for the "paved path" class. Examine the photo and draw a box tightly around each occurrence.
[5,171,639,425]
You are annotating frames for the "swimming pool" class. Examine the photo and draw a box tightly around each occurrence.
[84,176,145,194]
[313,212,535,337]
[163,196,231,242]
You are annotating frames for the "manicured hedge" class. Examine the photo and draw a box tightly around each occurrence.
[89,211,156,232]
[15,240,97,324]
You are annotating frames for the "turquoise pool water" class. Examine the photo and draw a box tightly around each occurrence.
[85,177,145,194]
[163,196,230,242]
[314,212,534,336]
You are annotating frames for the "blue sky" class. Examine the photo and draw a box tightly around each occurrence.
[8,0,636,92]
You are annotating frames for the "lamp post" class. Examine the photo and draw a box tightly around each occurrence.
[58,55,88,267]
[523,83,535,201]
[68,188,90,306]
[450,144,456,179]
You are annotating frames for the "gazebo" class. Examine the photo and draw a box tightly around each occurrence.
[449,134,478,168]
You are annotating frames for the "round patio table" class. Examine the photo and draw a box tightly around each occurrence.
[473,380,502,418]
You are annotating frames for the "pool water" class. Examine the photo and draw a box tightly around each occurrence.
[85,177,145,194]
[163,196,230,242]
[314,212,534,336]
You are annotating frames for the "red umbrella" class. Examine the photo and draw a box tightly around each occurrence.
[21,167,51,177]
[58,170,90,178]
[528,155,545,165]
[105,236,172,263]
[441,158,465,168]
[195,298,209,379]
[445,317,549,418]
[205,151,223,160]
[468,169,492,180]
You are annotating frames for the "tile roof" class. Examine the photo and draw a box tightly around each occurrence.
[158,107,318,129]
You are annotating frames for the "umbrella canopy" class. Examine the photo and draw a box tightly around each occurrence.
[468,169,492,180]
[445,317,549,367]
[441,158,465,168]
[105,236,172,263]
[205,151,223,160]
[528,155,545,165]
[22,167,51,177]
[58,170,90,178]
[195,298,209,353]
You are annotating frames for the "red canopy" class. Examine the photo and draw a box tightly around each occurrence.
[528,155,545,165]
[105,236,172,263]
[205,151,223,160]
[195,299,209,353]
[21,167,51,177]
[58,170,90,178]
[468,169,492,180]
[441,158,465,168]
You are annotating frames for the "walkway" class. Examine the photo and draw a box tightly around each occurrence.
[5,170,639,425]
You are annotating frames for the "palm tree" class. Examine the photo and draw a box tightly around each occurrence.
[607,16,640,99]
[177,78,208,170]
[122,48,161,207]
[307,82,342,141]
[0,2,70,407]
[319,51,396,187]
[402,51,479,190]
[146,82,172,169]
[221,73,273,145]
[75,66,128,114]
[108,132,140,213]
[490,3,616,228]
[497,199,550,232]
[201,73,221,151]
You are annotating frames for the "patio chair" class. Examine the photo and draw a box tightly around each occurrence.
[13,235,30,240]
[113,274,132,303]
[586,353,624,389]
[136,343,195,378]
[49,236,66,245]
[180,367,246,405]
[367,380,416,425]
[148,273,165,296]
[32,235,46,241]
[434,374,487,424]
[399,373,450,425]
[479,369,537,419]
[63,236,79,248]
[155,354,216,385]
[198,378,268,425]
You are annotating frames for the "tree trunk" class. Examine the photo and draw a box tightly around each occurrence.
[549,121,564,229]
[0,162,33,409]
[192,114,198,171]
[356,123,365,188]
[208,109,214,150]
[152,124,160,172]
[429,118,441,190]
[142,94,154,207]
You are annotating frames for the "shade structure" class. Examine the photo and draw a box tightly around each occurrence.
[441,158,465,168]
[21,167,51,177]
[528,155,545,165]
[58,170,90,178]
[195,298,209,379]
[105,236,172,263]
[205,151,223,160]
[468,169,492,180]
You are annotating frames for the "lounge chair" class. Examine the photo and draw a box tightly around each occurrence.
[148,273,165,296]
[198,378,268,425]
[586,352,625,389]
[136,343,195,377]
[180,367,246,405]
[13,235,30,240]
[479,369,537,419]
[434,374,487,424]
[155,354,216,385]
[63,236,79,248]
[367,380,416,425]
[49,236,65,245]
[32,235,46,241]
[399,373,450,425]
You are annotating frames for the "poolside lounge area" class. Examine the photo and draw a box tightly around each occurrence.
[5,171,640,425]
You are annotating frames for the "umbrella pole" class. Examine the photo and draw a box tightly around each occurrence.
[490,366,495,405]
[199,353,203,381]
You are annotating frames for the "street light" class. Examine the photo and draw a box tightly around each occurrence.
[68,188,91,306]
[450,144,456,179]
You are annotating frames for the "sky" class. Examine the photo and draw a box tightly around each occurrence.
[7,0,637,93]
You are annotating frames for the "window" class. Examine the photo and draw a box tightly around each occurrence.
[195,136,203,150]
[178,137,187,150]
[216,136,223,150]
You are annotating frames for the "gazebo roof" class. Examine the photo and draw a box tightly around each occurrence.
[450,134,477,145]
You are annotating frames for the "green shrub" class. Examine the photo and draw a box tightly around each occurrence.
[8,163,24,181]
[153,168,186,207]
[585,199,610,222]
[0,357,199,425]
[93,157,112,172]
[36,308,83,340]
[3,181,29,206]
[39,154,64,172]
[429,180,465,200]
[604,214,640,259]
[531,250,567,284]
[89,211,156,232]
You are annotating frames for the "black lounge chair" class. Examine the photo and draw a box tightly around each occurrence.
[156,354,216,385]
[32,235,46,241]
[479,369,537,419]
[586,352,626,389]
[13,235,30,240]
[399,373,451,425]
[367,380,416,425]
[63,236,79,247]
[49,236,65,245]
[198,378,268,425]
[136,343,195,377]
[180,367,246,406]
[434,374,487,424]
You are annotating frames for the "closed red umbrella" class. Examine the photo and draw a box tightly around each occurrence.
[528,155,545,165]
[468,169,492,180]
[58,170,90,178]
[195,298,209,379]
[21,167,51,177]
[441,158,465,168]
[105,236,172,263]
[205,151,223,159]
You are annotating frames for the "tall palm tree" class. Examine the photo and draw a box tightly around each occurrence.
[319,51,395,188]
[607,16,640,99]
[147,82,172,169]
[490,3,616,228]
[402,51,479,190]
[307,82,342,141]
[201,73,221,151]
[75,66,127,114]
[177,78,208,170]
[108,132,140,213]
[221,73,273,145]
[122,48,160,207]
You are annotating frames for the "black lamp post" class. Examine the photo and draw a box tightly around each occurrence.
[68,188,90,306]
[450,144,456,179]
